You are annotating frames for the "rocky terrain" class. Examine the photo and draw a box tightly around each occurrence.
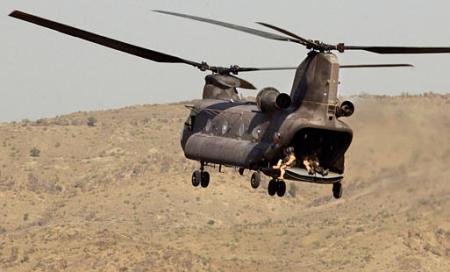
[0,94,449,271]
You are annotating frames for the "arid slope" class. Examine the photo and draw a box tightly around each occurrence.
[0,94,449,271]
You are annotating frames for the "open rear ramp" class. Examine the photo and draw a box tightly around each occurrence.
[285,167,343,184]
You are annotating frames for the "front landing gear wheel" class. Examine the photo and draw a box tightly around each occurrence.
[201,171,210,188]
[276,180,286,197]
[250,172,261,189]
[268,179,277,196]
[332,182,343,199]
[192,170,201,187]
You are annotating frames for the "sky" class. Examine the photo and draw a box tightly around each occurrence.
[1,0,450,122]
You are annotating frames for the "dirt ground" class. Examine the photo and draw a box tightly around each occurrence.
[0,94,449,271]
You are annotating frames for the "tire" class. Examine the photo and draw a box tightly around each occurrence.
[276,180,286,197]
[268,179,277,196]
[200,171,210,188]
[332,182,342,199]
[192,170,201,187]
[250,172,261,189]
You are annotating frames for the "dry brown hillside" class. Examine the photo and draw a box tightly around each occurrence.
[0,94,449,271]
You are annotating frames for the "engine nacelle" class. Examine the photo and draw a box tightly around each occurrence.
[256,87,291,113]
[335,100,355,117]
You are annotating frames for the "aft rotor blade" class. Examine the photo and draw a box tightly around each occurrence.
[153,10,301,44]
[9,10,203,67]
[237,64,414,72]
[236,66,297,72]
[340,64,414,68]
[344,45,450,54]
[256,22,319,49]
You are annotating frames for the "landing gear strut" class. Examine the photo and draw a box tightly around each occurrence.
[332,182,342,199]
[268,178,286,197]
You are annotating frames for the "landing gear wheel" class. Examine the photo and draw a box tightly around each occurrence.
[250,172,261,189]
[332,182,343,199]
[200,171,210,188]
[268,179,277,196]
[192,170,201,187]
[276,180,286,197]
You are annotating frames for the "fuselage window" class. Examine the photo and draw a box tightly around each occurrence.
[185,113,196,131]
[221,121,229,135]
[252,126,263,141]
[238,123,246,137]
[205,119,212,133]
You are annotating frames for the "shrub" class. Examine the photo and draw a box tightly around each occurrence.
[30,147,40,157]
[87,116,97,127]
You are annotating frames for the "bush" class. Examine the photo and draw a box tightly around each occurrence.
[30,147,41,157]
[87,116,97,127]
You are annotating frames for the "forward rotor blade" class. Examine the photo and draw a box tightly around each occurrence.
[9,10,203,67]
[344,45,450,54]
[256,22,319,49]
[340,64,414,68]
[153,10,301,44]
[213,74,256,90]
[229,75,257,90]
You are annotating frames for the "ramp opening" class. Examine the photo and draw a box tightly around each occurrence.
[290,128,352,174]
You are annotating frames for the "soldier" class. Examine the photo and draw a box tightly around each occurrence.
[273,147,296,181]
[303,152,328,176]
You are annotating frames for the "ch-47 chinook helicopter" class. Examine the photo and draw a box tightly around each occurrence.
[10,10,450,199]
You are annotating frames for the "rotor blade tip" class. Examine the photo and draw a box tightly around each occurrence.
[153,10,169,14]
[9,10,19,17]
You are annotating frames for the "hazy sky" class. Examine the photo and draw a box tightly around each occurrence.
[1,0,450,122]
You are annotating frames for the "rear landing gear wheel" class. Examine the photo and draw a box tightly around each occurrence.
[276,180,286,197]
[250,172,261,189]
[192,170,201,187]
[268,179,277,196]
[201,171,210,188]
[332,182,342,199]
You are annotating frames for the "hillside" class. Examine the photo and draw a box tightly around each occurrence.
[0,94,449,271]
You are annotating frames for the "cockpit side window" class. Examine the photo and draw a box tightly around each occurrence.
[185,110,197,131]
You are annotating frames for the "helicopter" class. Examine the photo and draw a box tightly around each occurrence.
[9,10,450,199]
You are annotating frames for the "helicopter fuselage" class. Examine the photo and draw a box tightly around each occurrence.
[181,52,353,179]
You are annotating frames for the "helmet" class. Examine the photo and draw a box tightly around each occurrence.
[284,147,294,155]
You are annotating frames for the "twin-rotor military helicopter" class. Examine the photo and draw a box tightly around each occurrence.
[10,10,450,199]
